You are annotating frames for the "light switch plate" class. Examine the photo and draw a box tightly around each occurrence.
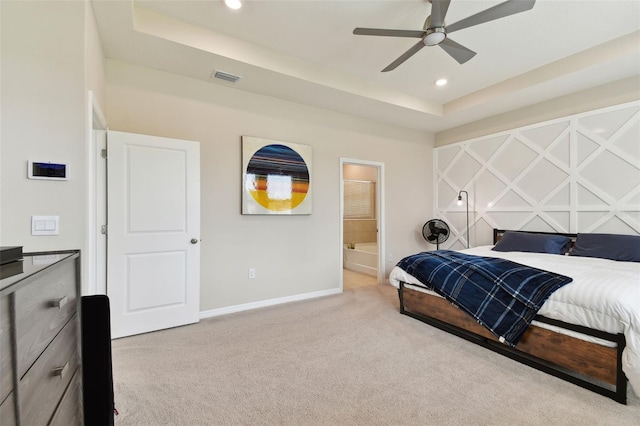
[31,215,59,235]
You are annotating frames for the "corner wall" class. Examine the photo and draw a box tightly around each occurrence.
[105,60,433,312]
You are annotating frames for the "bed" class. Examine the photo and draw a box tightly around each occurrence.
[389,229,640,404]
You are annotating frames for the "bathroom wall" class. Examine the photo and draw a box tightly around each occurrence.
[343,220,377,246]
[343,164,378,245]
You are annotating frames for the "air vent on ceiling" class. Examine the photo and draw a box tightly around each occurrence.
[212,70,241,83]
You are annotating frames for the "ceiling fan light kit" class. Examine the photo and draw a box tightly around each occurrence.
[423,28,446,46]
[353,0,536,71]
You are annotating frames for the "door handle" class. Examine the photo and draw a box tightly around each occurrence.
[190,238,199,244]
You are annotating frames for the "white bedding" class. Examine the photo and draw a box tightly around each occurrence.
[389,246,640,397]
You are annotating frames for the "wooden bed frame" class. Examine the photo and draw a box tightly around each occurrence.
[397,229,628,404]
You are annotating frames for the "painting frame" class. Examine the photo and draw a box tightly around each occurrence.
[241,136,312,215]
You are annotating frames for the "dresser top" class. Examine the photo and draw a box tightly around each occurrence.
[0,251,79,295]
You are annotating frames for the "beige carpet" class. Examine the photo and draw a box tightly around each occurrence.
[112,284,639,425]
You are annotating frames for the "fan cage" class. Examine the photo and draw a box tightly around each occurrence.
[422,219,450,248]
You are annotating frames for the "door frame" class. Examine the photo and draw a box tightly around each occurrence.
[86,90,107,296]
[339,158,385,290]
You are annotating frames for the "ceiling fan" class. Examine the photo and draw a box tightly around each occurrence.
[353,0,536,72]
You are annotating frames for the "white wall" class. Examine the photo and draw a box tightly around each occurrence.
[344,164,377,182]
[1,1,106,294]
[434,101,640,247]
[1,1,86,252]
[105,60,433,312]
[85,1,106,109]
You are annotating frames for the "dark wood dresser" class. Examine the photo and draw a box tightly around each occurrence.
[0,250,82,426]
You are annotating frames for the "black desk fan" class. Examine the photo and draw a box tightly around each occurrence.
[422,219,450,250]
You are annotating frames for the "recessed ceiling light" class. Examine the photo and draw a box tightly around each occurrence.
[225,0,242,10]
[435,78,448,86]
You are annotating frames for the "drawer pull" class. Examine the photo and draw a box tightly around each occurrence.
[51,296,68,309]
[52,362,69,380]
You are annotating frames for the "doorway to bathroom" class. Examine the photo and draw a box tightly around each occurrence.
[340,159,385,291]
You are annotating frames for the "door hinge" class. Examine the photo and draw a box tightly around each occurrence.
[101,225,107,235]
[101,149,107,159]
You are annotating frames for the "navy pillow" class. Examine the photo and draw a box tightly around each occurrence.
[492,231,571,255]
[570,233,640,262]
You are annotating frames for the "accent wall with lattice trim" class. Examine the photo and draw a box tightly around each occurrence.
[435,101,640,249]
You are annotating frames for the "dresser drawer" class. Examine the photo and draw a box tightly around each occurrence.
[49,369,83,426]
[14,259,77,377]
[19,316,79,426]
[0,391,16,426]
[0,295,13,403]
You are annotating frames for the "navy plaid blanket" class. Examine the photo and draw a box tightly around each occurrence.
[396,250,573,346]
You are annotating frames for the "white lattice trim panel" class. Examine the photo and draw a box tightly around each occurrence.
[435,101,640,248]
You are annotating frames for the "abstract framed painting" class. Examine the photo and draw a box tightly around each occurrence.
[241,136,312,215]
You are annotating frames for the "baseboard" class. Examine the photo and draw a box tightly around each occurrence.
[199,287,342,319]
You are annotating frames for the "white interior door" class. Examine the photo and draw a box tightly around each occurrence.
[107,130,200,338]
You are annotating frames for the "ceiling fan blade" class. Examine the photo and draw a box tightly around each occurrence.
[446,0,536,34]
[382,41,426,72]
[439,38,476,64]
[429,0,451,28]
[353,28,426,38]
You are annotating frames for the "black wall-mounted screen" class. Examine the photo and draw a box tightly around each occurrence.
[29,161,68,180]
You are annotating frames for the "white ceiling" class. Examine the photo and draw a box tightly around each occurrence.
[92,0,640,133]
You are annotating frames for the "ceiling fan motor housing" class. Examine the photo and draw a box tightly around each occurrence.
[422,15,447,46]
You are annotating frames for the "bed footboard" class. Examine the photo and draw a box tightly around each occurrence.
[398,282,628,404]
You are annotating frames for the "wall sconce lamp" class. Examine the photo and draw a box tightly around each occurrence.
[457,190,470,248]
